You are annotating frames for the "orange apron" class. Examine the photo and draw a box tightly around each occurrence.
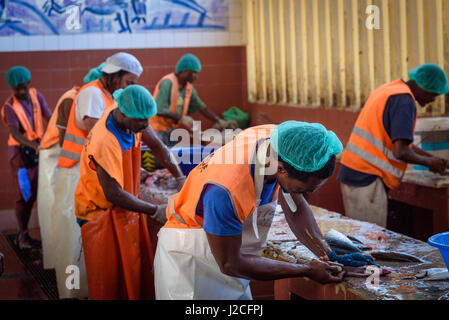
[78,110,154,299]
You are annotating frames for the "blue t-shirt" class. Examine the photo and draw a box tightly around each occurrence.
[338,87,416,187]
[198,163,278,236]
[106,113,135,151]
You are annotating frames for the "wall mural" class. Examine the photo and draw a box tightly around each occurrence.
[0,0,228,35]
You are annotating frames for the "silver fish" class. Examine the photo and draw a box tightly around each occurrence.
[324,229,362,255]
[370,250,424,263]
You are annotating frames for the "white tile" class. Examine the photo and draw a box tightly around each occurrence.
[229,17,241,32]
[13,36,30,51]
[201,32,217,47]
[229,31,242,46]
[103,34,117,49]
[158,31,174,48]
[211,32,229,46]
[172,32,189,48]
[0,36,14,52]
[71,34,89,50]
[87,34,104,49]
[230,0,242,18]
[130,33,147,48]
[43,35,59,50]
[187,31,202,47]
[58,35,74,51]
[146,32,161,48]
[115,34,132,49]
[28,36,45,51]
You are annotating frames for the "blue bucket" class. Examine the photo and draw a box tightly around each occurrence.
[170,146,218,176]
[428,232,449,269]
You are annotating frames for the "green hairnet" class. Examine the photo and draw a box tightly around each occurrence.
[113,85,157,119]
[6,66,31,88]
[270,121,343,172]
[83,62,106,84]
[176,54,202,73]
[408,63,449,95]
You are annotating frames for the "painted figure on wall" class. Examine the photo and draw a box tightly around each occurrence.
[0,0,227,35]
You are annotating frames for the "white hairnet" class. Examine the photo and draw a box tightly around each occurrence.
[101,52,143,77]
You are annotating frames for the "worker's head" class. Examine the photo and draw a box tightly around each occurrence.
[175,53,201,84]
[270,121,343,195]
[6,66,31,101]
[408,63,449,107]
[101,52,143,93]
[83,62,106,84]
[112,84,157,133]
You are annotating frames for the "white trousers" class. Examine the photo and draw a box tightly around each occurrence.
[340,178,388,228]
[50,165,88,299]
[37,145,60,269]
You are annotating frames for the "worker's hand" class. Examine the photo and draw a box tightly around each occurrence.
[427,157,449,175]
[148,204,168,225]
[175,175,186,191]
[305,259,345,284]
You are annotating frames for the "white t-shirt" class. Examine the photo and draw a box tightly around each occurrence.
[75,86,106,130]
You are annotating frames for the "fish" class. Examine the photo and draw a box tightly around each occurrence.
[324,229,362,255]
[370,250,425,263]
[345,234,373,251]
[415,268,449,281]
[343,266,391,278]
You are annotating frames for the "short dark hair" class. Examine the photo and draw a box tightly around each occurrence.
[279,154,336,183]
[102,70,129,92]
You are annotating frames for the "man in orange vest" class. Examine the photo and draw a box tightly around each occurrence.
[37,62,105,270]
[339,63,449,227]
[154,121,354,300]
[75,85,167,299]
[2,66,52,250]
[149,53,235,146]
[50,52,144,299]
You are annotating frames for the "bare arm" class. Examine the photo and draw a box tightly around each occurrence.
[199,107,222,123]
[206,232,342,283]
[95,159,158,216]
[157,112,182,122]
[394,139,448,174]
[279,191,331,259]
[8,125,39,151]
[83,116,99,133]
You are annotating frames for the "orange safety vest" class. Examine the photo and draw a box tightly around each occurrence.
[1,88,44,146]
[40,86,80,150]
[148,73,193,133]
[164,124,279,229]
[58,80,114,168]
[76,109,154,299]
[340,79,417,190]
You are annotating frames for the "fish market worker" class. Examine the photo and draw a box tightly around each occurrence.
[75,85,167,299]
[37,62,105,271]
[339,63,449,227]
[51,52,143,299]
[149,53,232,146]
[155,121,350,300]
[1,66,52,250]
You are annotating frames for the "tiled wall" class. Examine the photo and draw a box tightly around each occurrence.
[0,1,242,52]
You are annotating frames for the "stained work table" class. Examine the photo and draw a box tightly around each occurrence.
[264,205,449,300]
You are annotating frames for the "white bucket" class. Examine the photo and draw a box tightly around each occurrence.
[413,117,449,170]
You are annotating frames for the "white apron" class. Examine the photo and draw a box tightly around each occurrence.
[37,144,60,269]
[50,165,88,299]
[154,140,276,300]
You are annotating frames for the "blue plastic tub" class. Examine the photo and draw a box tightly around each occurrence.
[428,232,449,269]
[170,146,218,176]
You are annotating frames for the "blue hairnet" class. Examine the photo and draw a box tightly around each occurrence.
[270,121,343,172]
[6,66,31,88]
[176,54,202,73]
[83,62,106,84]
[113,85,157,119]
[408,63,449,95]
